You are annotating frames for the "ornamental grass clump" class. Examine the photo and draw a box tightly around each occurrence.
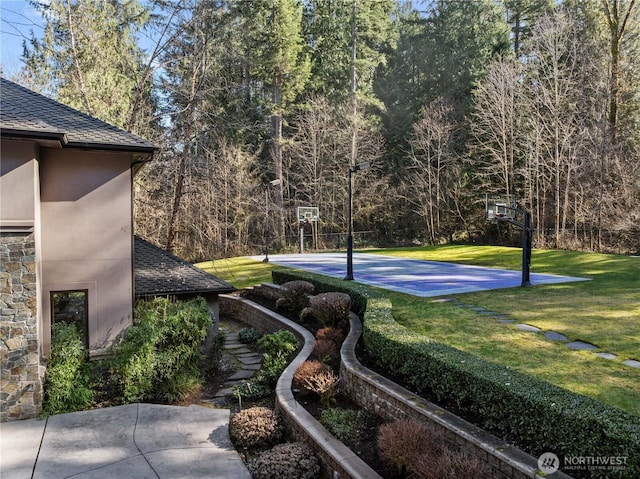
[412,448,492,479]
[377,419,440,477]
[248,442,320,479]
[229,406,283,449]
[302,368,340,408]
[293,360,331,393]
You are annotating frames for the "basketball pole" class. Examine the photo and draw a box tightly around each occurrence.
[521,210,532,287]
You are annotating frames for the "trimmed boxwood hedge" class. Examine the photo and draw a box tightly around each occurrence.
[272,270,640,479]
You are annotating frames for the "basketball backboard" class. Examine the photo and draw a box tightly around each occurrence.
[297,206,319,222]
[485,195,516,220]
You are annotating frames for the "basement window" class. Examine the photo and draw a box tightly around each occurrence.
[51,290,89,348]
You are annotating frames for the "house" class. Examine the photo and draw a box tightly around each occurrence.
[0,78,234,421]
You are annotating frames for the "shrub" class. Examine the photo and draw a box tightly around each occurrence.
[238,327,261,344]
[310,338,339,366]
[229,406,283,449]
[257,330,299,357]
[302,368,339,408]
[272,270,368,315]
[300,292,351,328]
[232,379,272,403]
[412,448,492,479]
[320,408,369,445]
[248,442,320,479]
[293,360,331,392]
[316,327,345,346]
[259,351,289,386]
[275,280,315,313]
[43,322,94,415]
[377,419,440,476]
[107,297,211,403]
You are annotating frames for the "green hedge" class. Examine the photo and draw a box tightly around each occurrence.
[272,271,640,479]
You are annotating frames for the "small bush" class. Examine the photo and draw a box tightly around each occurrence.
[320,408,369,445]
[107,297,211,403]
[293,360,331,392]
[275,280,315,313]
[43,322,94,415]
[232,379,272,402]
[316,327,345,345]
[302,368,340,408]
[259,351,289,386]
[229,406,283,449]
[301,291,351,328]
[377,419,440,476]
[257,330,299,357]
[248,442,320,479]
[412,448,492,479]
[238,327,261,344]
[310,338,339,366]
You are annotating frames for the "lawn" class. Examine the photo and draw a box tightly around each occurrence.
[197,246,640,416]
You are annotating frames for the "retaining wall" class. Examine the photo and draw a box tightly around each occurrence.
[220,292,571,479]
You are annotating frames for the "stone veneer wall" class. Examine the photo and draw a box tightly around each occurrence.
[0,232,42,421]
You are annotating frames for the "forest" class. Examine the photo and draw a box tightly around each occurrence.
[13,0,640,260]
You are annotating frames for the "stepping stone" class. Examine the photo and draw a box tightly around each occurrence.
[595,352,617,360]
[566,340,598,351]
[226,369,256,381]
[470,307,487,312]
[544,331,567,341]
[515,324,540,333]
[224,345,252,354]
[622,359,640,368]
[497,319,515,324]
[492,315,511,320]
[203,397,229,407]
[214,387,236,397]
[242,363,262,371]
[432,297,458,303]
[237,355,262,365]
[479,311,500,316]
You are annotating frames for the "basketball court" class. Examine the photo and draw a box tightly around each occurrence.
[253,252,589,297]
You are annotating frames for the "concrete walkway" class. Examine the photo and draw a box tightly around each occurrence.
[0,320,262,479]
[0,403,252,479]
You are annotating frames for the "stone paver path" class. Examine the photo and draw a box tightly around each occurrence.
[204,323,263,407]
[442,297,639,369]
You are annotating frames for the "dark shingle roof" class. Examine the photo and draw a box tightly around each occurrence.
[134,236,235,297]
[0,78,156,153]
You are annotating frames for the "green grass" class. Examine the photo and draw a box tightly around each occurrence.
[197,246,640,416]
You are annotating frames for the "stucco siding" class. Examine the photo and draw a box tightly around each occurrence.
[39,150,133,354]
[0,140,39,229]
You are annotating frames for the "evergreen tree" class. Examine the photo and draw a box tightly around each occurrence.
[23,0,151,132]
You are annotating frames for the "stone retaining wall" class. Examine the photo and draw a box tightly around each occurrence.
[0,232,42,422]
[340,313,573,479]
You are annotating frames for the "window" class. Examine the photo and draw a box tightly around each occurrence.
[51,290,89,348]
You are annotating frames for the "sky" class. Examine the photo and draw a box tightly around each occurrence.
[0,0,42,77]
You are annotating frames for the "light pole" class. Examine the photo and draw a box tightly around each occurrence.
[264,179,281,263]
[345,161,370,280]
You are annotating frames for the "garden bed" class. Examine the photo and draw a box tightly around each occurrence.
[221,290,562,479]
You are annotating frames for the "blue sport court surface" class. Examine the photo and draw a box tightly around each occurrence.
[252,252,589,297]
